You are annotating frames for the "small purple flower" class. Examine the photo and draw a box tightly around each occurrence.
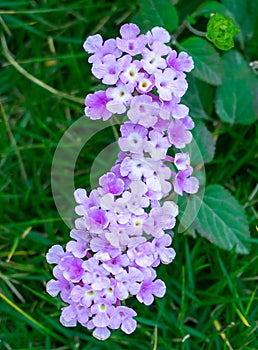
[141,44,167,74]
[74,188,99,208]
[84,90,112,121]
[90,235,121,261]
[180,116,195,129]
[174,152,190,170]
[60,304,78,327]
[119,55,142,88]
[122,181,150,215]
[120,156,154,181]
[103,254,129,274]
[167,119,192,148]
[119,122,147,154]
[116,23,147,55]
[144,201,178,237]
[146,26,170,45]
[143,159,172,200]
[127,95,159,127]
[153,115,170,131]
[100,282,117,304]
[111,152,132,190]
[100,193,131,224]
[71,284,98,307]
[144,129,170,160]
[127,241,155,267]
[83,34,103,54]
[173,166,199,196]
[84,207,109,234]
[167,50,194,73]
[70,227,91,242]
[129,213,148,236]
[136,272,166,305]
[136,74,155,94]
[66,237,89,258]
[109,306,137,334]
[155,68,188,100]
[82,258,110,290]
[92,54,121,85]
[99,172,124,195]
[91,300,115,328]
[105,225,130,248]
[152,234,176,265]
[115,267,144,299]
[46,266,73,302]
[106,83,133,114]
[77,304,92,327]
[46,245,65,264]
[58,254,85,283]
[83,34,121,64]
[160,97,189,120]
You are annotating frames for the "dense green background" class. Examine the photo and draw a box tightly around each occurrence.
[0,1,257,349]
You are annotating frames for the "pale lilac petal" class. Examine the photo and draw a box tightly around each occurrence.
[46,280,62,297]
[183,177,199,194]
[46,245,65,264]
[167,50,194,72]
[83,34,103,53]
[152,279,166,297]
[60,305,77,327]
[93,327,111,340]
[146,26,170,44]
[85,91,112,121]
[121,317,137,334]
[120,23,140,38]
[93,312,110,327]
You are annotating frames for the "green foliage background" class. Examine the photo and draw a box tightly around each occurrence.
[0,0,257,349]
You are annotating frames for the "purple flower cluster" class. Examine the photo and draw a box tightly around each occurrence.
[46,24,199,340]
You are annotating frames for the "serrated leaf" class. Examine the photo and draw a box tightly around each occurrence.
[189,185,250,254]
[182,75,213,120]
[179,37,223,85]
[215,50,257,124]
[132,0,178,33]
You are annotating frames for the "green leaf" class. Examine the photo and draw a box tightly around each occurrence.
[182,75,213,120]
[175,121,215,233]
[181,120,215,167]
[132,0,178,32]
[221,0,258,42]
[176,0,204,22]
[191,120,216,164]
[206,13,240,51]
[189,185,250,254]
[179,37,223,85]
[215,50,257,124]
[176,120,212,233]
[193,1,232,18]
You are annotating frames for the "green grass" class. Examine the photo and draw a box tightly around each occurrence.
[0,1,257,349]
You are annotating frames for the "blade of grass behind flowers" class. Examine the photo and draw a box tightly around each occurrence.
[0,292,65,342]
[1,33,84,104]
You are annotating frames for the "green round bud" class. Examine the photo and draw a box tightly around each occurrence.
[206,13,240,51]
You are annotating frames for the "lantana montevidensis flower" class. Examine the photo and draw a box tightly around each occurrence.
[46,23,199,340]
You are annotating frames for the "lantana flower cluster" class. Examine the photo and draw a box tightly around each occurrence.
[46,24,199,340]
